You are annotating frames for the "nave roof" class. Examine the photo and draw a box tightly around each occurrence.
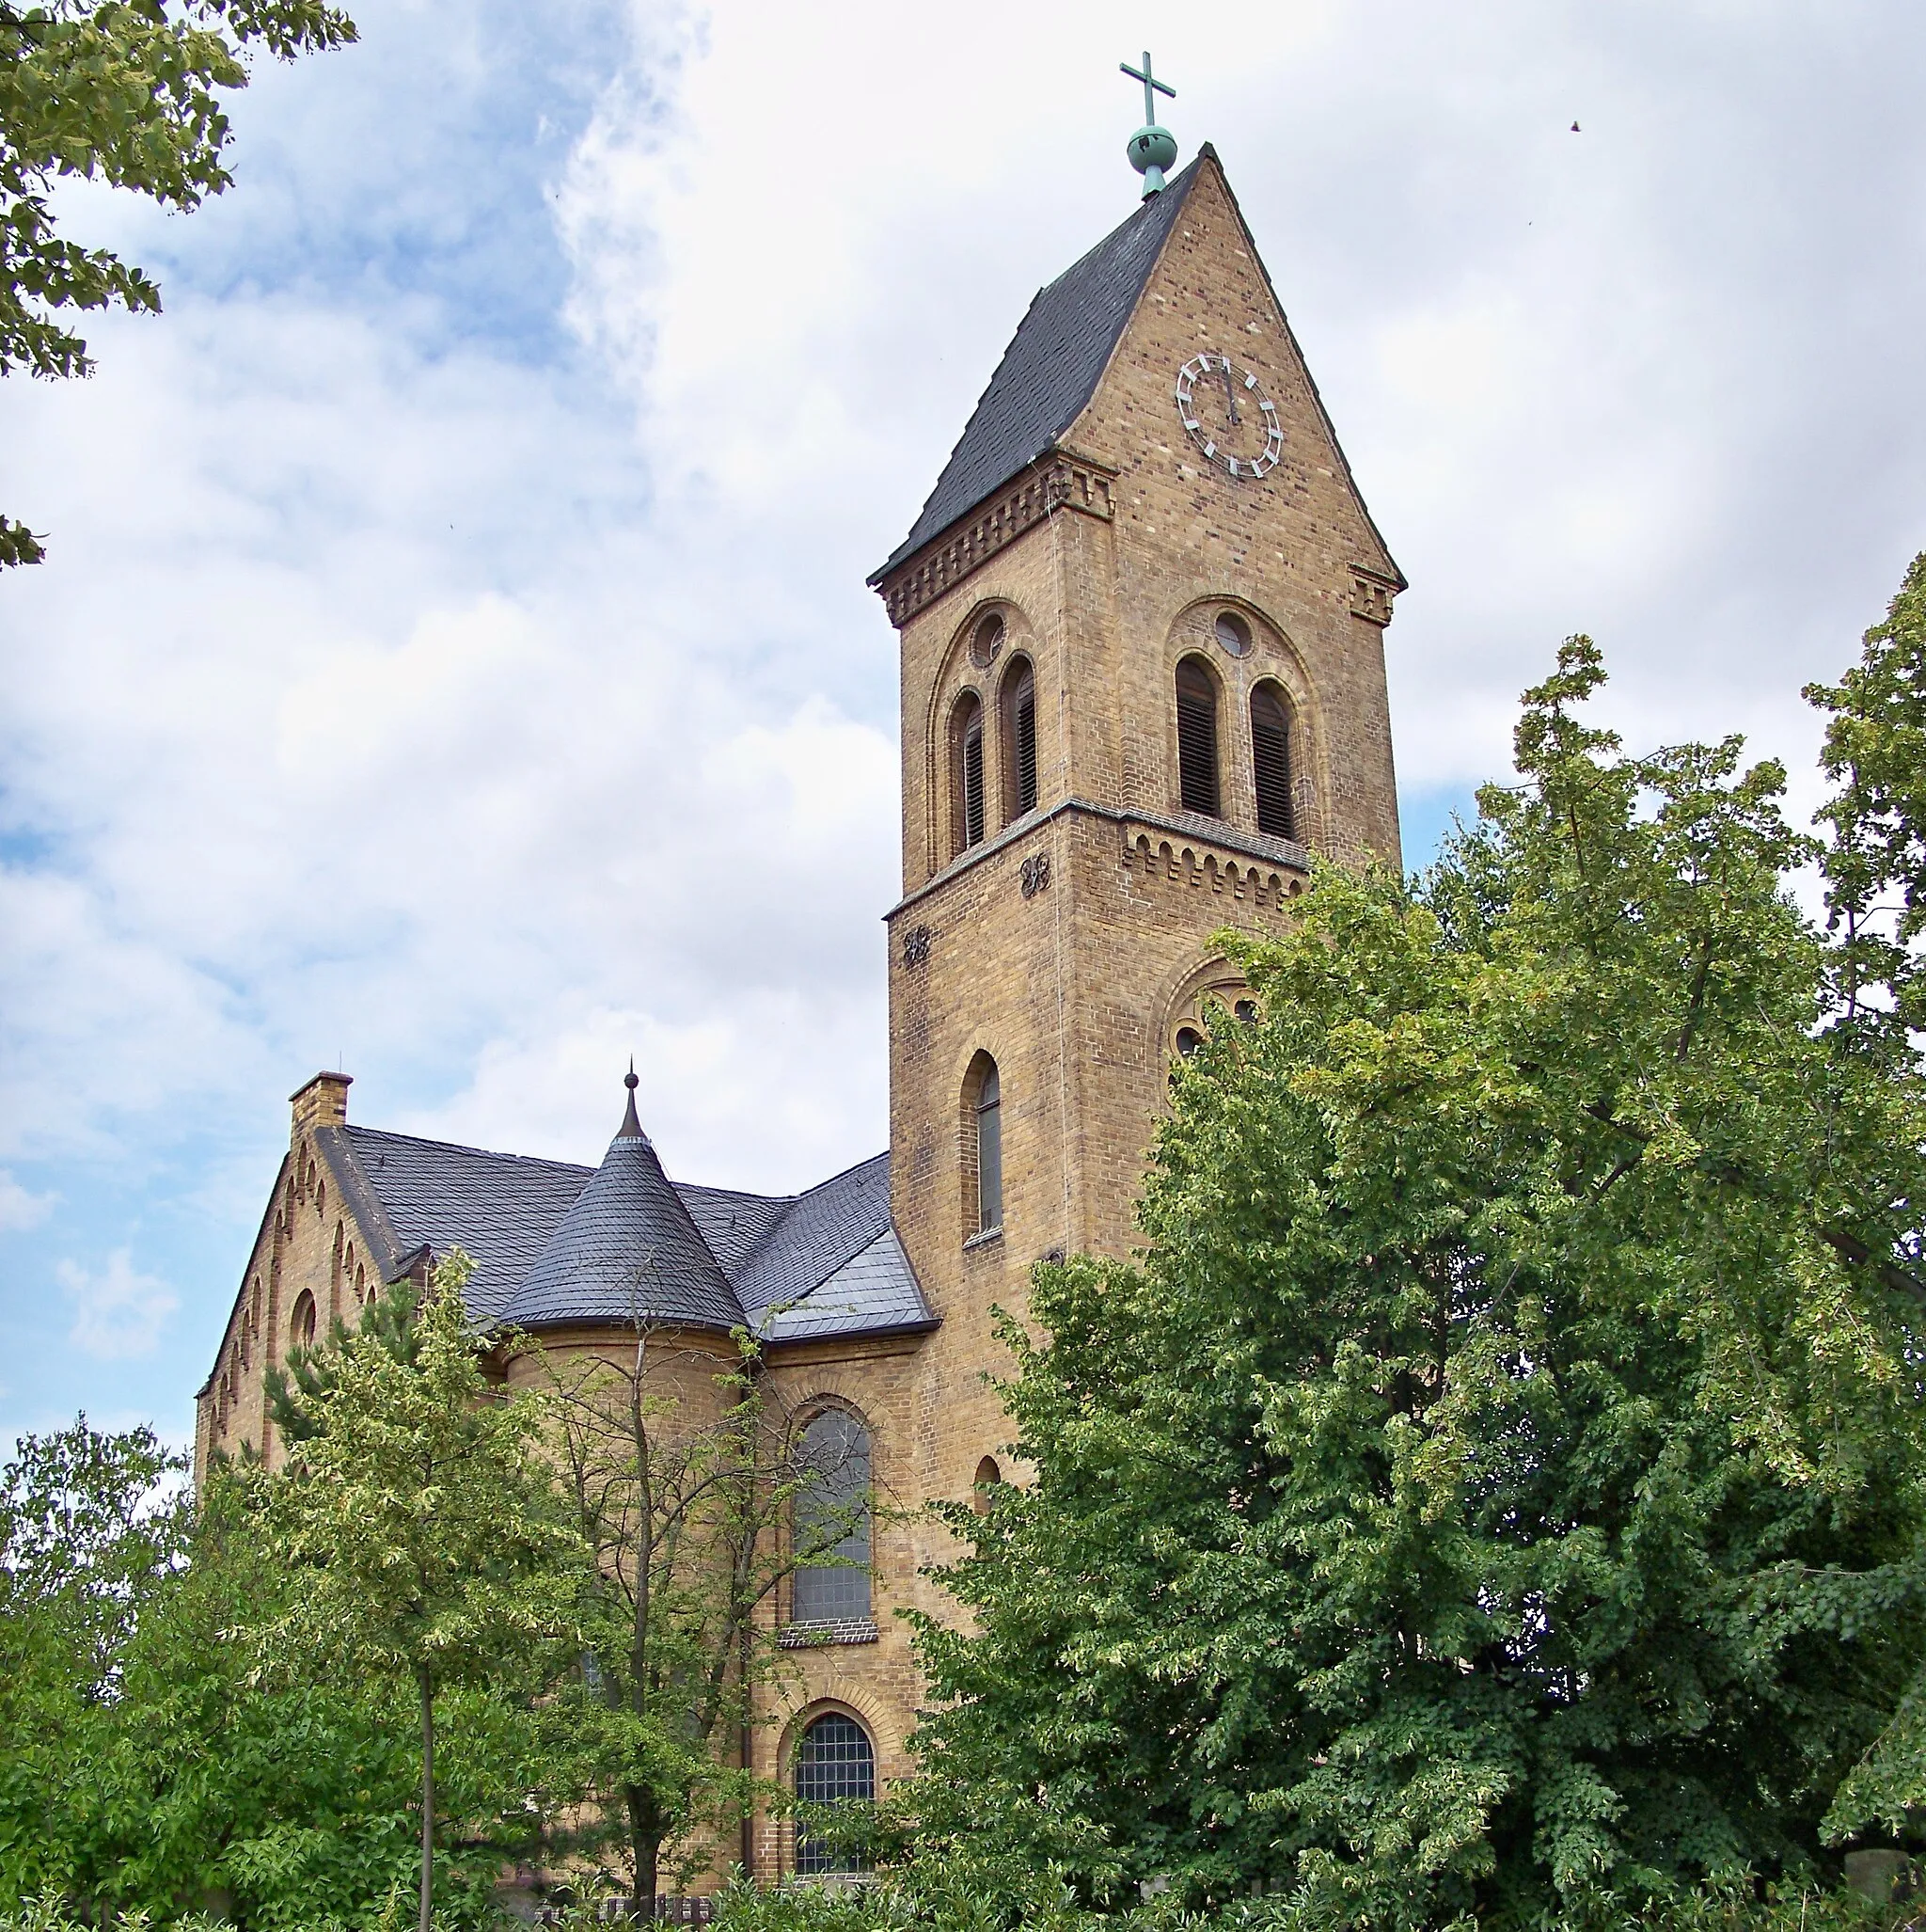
[310,1115,932,1346]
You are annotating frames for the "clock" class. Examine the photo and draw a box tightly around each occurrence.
[1174,354,1283,480]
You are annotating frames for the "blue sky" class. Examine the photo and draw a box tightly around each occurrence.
[3,0,1924,1452]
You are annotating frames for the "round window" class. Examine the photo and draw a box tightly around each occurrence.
[970,612,1006,669]
[1213,610,1252,657]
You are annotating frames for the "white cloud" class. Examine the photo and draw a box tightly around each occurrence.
[0,1173,54,1232]
[57,1250,181,1361]
[2,0,1924,1437]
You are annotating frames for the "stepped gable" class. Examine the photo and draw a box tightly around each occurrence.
[504,1078,744,1332]
[871,154,1202,579]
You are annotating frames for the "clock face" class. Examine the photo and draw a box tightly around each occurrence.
[1174,354,1283,480]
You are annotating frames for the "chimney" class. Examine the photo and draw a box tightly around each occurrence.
[290,1071,352,1135]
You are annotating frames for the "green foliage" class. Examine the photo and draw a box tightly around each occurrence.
[0,0,357,562]
[907,617,1926,1927]
[254,1255,583,1930]
[0,1422,494,1928]
[265,1275,426,1445]
[1808,552,1926,1043]
[697,1861,1902,1932]
[530,1327,877,1902]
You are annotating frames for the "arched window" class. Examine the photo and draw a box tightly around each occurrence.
[972,1455,1002,1514]
[951,693,986,855]
[1176,1025,1205,1059]
[1175,656,1221,817]
[970,1054,1002,1234]
[1250,681,1294,840]
[792,1410,872,1623]
[291,1289,317,1351]
[794,1712,875,1877]
[1002,657,1037,821]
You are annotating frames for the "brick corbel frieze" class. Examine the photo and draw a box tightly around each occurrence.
[876,451,1118,627]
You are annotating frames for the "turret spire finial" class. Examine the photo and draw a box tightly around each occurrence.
[618,1058,643,1140]
[1120,52,1177,199]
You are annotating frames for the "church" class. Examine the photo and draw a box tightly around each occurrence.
[195,111,1404,1890]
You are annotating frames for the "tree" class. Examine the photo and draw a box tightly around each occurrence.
[533,1317,877,1909]
[0,1422,439,1926]
[0,1418,187,1903]
[1,0,357,565]
[1808,552,1926,1043]
[256,1255,581,1932]
[907,621,1926,1926]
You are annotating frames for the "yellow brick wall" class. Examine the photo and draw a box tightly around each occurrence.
[878,148,1403,1772]
[194,150,1401,1894]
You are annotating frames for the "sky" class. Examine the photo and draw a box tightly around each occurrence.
[2,0,1923,1455]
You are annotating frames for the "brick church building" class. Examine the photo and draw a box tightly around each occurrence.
[196,136,1403,1888]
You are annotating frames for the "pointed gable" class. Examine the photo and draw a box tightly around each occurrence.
[504,1101,744,1333]
[871,160,1203,580]
[1063,146,1403,593]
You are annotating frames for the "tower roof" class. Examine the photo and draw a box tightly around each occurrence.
[870,154,1205,582]
[503,1088,745,1333]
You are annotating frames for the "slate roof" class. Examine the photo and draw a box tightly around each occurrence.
[505,1107,743,1332]
[871,156,1201,581]
[330,1125,589,1323]
[320,1117,933,1344]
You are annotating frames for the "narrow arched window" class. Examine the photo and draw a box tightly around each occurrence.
[1002,657,1037,821]
[1251,681,1294,840]
[793,1410,872,1623]
[972,1455,1002,1514]
[971,1055,1002,1234]
[952,694,986,855]
[1175,656,1221,817]
[795,1712,875,1876]
[291,1289,317,1351]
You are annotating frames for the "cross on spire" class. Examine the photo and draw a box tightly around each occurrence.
[1119,53,1178,198]
[1120,51,1176,128]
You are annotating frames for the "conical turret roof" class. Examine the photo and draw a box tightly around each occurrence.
[503,1070,744,1333]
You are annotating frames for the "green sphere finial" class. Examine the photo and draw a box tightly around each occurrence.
[1119,52,1177,198]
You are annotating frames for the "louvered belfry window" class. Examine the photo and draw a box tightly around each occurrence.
[1250,681,1294,840]
[954,694,986,854]
[1004,658,1037,819]
[1175,657,1221,817]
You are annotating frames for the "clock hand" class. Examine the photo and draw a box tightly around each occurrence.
[1221,357,1239,425]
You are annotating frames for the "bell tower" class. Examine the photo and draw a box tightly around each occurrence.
[871,141,1402,1547]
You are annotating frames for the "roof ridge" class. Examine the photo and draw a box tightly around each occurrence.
[1034,156,1199,299]
[786,1147,890,1199]
[343,1121,595,1174]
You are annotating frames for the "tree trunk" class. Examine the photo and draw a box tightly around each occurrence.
[418,1664,436,1932]
[627,1782,660,1921]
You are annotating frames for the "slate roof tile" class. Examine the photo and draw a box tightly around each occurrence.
[338,1125,590,1322]
[327,1123,932,1344]
[505,1117,743,1332]
[871,160,1200,581]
